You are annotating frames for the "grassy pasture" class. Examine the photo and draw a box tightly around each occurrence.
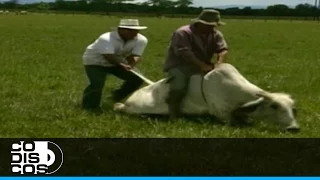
[0,14,319,138]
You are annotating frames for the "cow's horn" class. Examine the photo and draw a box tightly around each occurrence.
[256,91,272,100]
[241,97,265,108]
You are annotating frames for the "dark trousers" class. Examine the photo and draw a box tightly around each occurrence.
[165,68,191,117]
[82,65,143,109]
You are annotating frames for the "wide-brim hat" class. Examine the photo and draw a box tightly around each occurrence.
[117,19,147,30]
[191,9,226,26]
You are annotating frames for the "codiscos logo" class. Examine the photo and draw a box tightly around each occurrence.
[11,141,63,175]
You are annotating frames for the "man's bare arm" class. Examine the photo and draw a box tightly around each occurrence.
[102,54,125,65]
[216,49,228,64]
[102,54,132,71]
[214,30,228,64]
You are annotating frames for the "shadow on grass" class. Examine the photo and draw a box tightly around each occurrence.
[97,101,225,125]
[99,102,259,129]
[139,114,227,126]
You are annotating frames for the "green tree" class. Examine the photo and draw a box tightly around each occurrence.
[175,0,192,8]
[148,0,174,7]
[55,0,67,10]
[37,2,50,10]
[242,6,253,16]
[266,4,290,16]
[5,0,18,9]
[294,3,315,17]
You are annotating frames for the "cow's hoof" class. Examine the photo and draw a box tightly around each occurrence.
[113,103,125,112]
[286,127,300,133]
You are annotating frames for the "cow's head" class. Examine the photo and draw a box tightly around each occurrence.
[232,91,299,132]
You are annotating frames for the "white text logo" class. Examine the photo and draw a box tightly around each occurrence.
[11,141,63,175]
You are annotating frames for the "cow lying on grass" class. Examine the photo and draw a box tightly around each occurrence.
[113,63,299,132]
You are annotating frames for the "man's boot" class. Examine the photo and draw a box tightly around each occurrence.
[167,102,182,119]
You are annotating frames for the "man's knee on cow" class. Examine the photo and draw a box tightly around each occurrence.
[165,68,190,118]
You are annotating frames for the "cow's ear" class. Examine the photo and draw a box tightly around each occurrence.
[232,97,265,115]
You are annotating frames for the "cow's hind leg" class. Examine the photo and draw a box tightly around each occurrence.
[113,102,126,112]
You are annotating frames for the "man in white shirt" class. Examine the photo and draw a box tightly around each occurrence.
[82,19,148,113]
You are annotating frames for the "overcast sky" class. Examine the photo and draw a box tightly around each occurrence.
[191,0,315,7]
[198,0,315,7]
[132,0,315,7]
[0,0,317,7]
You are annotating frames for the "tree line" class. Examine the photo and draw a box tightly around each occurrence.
[0,0,319,18]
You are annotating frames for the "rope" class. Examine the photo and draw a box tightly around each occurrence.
[201,75,209,106]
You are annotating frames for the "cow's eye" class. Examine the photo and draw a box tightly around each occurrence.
[270,103,279,110]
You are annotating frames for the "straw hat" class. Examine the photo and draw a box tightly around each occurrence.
[117,19,147,30]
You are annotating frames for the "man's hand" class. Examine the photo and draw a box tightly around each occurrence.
[119,63,132,71]
[200,63,214,73]
[126,55,141,67]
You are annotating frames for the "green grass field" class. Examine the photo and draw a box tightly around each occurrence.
[0,14,319,138]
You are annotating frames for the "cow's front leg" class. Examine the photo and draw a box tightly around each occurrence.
[229,111,254,127]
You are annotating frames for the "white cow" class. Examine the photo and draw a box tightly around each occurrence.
[16,10,28,15]
[114,63,299,132]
